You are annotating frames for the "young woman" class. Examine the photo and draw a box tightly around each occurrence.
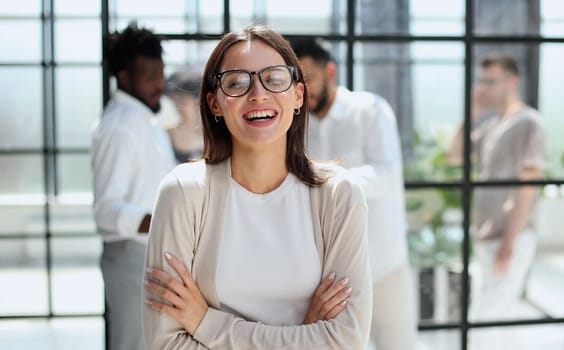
[143,25,372,349]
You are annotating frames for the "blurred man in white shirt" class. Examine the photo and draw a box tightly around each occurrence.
[290,38,416,350]
[90,22,176,350]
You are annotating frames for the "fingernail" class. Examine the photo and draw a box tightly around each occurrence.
[143,279,150,286]
[328,272,336,280]
[344,285,353,294]
[340,300,348,307]
[164,252,172,260]
[144,299,152,305]
[339,277,349,285]
[145,267,153,273]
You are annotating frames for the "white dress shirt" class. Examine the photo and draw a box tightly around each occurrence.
[308,86,408,281]
[91,90,176,243]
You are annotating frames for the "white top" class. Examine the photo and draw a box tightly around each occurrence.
[309,86,408,281]
[91,90,176,243]
[143,160,372,349]
[216,172,321,326]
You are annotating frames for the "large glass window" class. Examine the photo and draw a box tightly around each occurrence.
[1,1,563,349]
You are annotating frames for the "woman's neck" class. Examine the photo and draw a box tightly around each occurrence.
[230,145,288,194]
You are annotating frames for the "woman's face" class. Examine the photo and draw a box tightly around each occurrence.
[207,40,304,151]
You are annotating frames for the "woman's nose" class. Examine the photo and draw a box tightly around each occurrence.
[247,75,269,100]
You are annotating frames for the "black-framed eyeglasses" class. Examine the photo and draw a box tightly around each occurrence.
[215,65,296,97]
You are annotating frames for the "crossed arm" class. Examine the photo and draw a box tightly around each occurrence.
[145,253,353,334]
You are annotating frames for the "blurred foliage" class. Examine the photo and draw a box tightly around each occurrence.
[404,131,464,267]
[404,129,462,182]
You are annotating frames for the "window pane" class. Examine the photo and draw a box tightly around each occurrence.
[0,238,48,315]
[469,324,564,349]
[163,40,218,68]
[265,0,339,35]
[114,18,187,34]
[0,67,43,149]
[111,0,224,34]
[57,154,93,195]
[410,0,465,35]
[55,20,101,63]
[527,185,564,318]
[0,205,45,236]
[539,44,564,179]
[0,155,44,195]
[406,189,463,324]
[50,201,95,235]
[0,20,41,63]
[51,154,95,234]
[474,0,540,36]
[114,0,185,17]
[0,0,41,16]
[541,0,564,36]
[417,329,460,350]
[230,0,342,34]
[469,186,564,327]
[199,0,224,32]
[55,67,101,148]
[0,318,104,350]
[54,0,100,16]
[51,236,103,314]
[354,42,464,182]
[357,0,464,35]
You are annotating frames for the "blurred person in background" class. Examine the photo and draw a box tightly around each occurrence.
[447,53,545,349]
[164,65,205,162]
[290,37,416,350]
[90,22,176,350]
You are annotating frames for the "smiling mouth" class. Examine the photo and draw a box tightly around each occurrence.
[244,110,277,121]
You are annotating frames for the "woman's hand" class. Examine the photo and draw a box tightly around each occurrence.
[144,252,209,335]
[303,272,353,324]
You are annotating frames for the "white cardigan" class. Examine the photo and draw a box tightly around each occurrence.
[143,159,372,349]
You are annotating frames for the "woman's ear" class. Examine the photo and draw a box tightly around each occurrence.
[294,82,305,109]
[206,92,222,116]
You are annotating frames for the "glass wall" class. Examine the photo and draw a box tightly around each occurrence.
[1,1,564,349]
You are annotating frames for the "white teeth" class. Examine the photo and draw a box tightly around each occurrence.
[245,110,276,120]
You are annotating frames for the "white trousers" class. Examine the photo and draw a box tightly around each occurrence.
[469,231,537,349]
[368,263,417,350]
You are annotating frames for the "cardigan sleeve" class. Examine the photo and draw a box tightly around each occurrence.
[190,175,372,349]
[143,167,210,350]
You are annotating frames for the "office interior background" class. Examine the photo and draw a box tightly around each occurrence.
[1,0,564,349]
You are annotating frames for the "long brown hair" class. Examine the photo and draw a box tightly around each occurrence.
[200,24,327,186]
